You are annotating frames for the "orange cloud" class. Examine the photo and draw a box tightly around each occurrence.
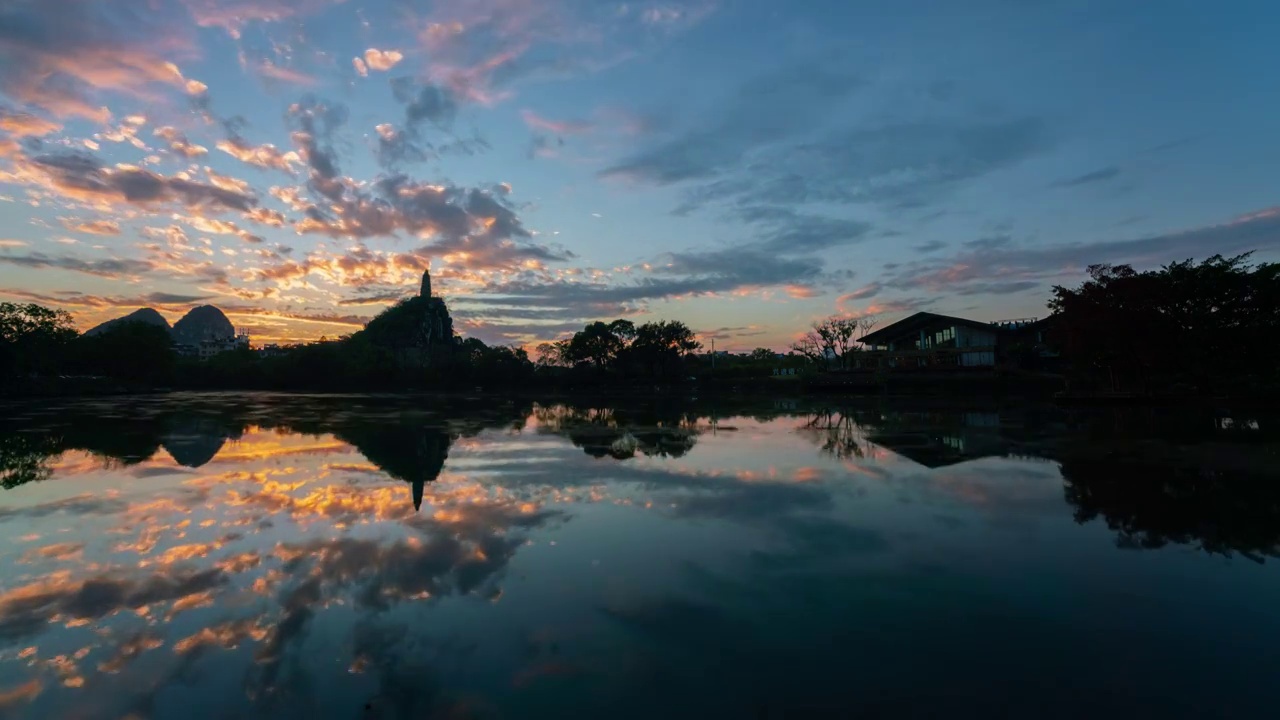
[838,283,882,304]
[203,168,251,195]
[173,619,268,654]
[20,542,84,562]
[246,206,286,227]
[216,138,300,173]
[791,466,824,482]
[154,126,208,157]
[96,632,165,674]
[0,108,61,138]
[62,219,122,235]
[363,48,405,71]
[0,680,42,712]
[1,149,255,215]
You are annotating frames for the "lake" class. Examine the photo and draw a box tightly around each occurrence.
[2,393,1279,719]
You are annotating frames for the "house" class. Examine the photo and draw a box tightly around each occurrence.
[856,312,1055,370]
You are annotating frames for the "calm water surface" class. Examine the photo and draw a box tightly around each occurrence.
[2,393,1279,719]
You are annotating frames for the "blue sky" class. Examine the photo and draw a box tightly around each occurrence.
[0,0,1277,347]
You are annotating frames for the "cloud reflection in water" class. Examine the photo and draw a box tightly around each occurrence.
[0,395,1278,718]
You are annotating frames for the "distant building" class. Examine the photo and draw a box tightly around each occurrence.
[857,312,1055,370]
[178,328,250,360]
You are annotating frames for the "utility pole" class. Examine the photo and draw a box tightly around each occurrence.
[711,338,716,372]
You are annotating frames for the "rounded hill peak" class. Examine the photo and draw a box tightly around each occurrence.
[85,307,171,336]
[171,305,234,345]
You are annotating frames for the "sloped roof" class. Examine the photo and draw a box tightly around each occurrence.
[859,312,997,344]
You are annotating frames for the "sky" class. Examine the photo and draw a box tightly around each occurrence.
[0,0,1277,349]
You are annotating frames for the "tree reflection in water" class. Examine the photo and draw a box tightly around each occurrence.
[0,395,534,512]
[4,395,1279,561]
[2,395,1280,717]
[794,403,1280,561]
[1061,452,1280,562]
[532,403,700,459]
[0,433,61,489]
[797,409,870,461]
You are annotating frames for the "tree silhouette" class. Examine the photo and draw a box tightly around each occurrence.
[1049,253,1280,394]
[0,302,77,381]
[622,321,701,378]
[790,316,877,370]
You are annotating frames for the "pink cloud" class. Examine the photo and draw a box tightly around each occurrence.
[0,108,61,138]
[410,0,714,110]
[784,284,820,299]
[62,219,121,236]
[184,0,336,39]
[520,109,593,135]
[0,2,197,121]
[836,297,925,320]
[256,61,318,86]
[839,282,882,302]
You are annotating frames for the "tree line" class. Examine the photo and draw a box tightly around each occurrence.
[1049,252,1280,395]
[0,305,180,387]
[4,251,1278,396]
[784,251,1280,396]
[534,319,701,377]
[0,302,723,393]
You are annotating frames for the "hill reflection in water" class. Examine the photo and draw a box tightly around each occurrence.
[1,393,1279,719]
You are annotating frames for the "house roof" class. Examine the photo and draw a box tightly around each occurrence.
[858,312,998,345]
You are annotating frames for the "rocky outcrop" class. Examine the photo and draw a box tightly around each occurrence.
[359,296,455,351]
[171,305,235,346]
[85,308,170,336]
[356,270,456,366]
[85,305,236,346]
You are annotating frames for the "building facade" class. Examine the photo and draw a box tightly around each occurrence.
[177,330,250,360]
[857,312,1053,370]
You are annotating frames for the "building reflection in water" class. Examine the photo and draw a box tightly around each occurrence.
[795,402,1280,561]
